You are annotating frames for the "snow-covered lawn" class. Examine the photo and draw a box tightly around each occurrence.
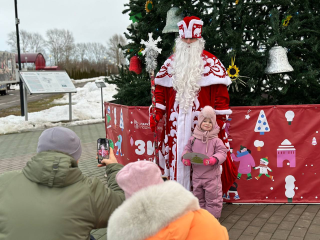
[0,77,117,135]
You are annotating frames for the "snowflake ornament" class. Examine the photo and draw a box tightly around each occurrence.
[140,33,162,55]
[140,33,162,72]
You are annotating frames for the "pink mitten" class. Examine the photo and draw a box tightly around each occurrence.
[203,156,218,166]
[182,159,191,166]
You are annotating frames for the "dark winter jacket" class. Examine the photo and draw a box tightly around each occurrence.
[0,151,124,240]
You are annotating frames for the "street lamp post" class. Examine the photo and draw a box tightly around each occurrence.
[103,56,107,77]
[49,54,52,66]
[14,0,24,116]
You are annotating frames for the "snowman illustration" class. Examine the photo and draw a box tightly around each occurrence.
[254,157,273,180]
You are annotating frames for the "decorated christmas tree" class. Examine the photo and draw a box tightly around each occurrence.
[254,110,270,135]
[108,0,320,106]
[106,67,152,106]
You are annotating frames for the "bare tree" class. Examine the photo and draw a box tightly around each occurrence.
[85,43,95,63]
[28,33,46,53]
[7,30,46,54]
[86,42,107,63]
[46,29,75,65]
[7,30,28,53]
[6,28,122,75]
[106,34,127,66]
[75,43,87,61]
[75,43,88,70]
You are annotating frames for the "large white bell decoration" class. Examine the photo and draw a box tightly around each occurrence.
[265,45,294,74]
[162,7,183,33]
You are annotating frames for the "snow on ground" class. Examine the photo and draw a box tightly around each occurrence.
[0,77,117,135]
[10,76,112,90]
[10,84,20,90]
[71,75,115,83]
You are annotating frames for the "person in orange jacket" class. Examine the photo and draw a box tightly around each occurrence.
[107,160,229,240]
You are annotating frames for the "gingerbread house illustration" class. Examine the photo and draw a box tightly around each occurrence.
[277,139,296,167]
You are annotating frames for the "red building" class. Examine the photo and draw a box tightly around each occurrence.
[15,53,57,70]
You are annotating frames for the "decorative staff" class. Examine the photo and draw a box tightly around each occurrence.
[140,33,162,164]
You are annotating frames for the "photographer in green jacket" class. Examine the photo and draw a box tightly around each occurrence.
[0,127,124,240]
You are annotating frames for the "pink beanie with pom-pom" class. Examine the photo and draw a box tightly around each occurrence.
[116,161,163,199]
[198,106,216,126]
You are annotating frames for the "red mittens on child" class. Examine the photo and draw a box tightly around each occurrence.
[203,156,218,166]
[182,159,191,166]
[149,109,164,132]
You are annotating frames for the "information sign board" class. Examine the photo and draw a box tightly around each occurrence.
[95,81,106,88]
[19,71,76,94]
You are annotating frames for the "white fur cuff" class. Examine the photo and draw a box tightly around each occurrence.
[215,109,232,115]
[156,103,166,110]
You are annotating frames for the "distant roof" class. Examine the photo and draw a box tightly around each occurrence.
[15,53,45,63]
[42,66,60,70]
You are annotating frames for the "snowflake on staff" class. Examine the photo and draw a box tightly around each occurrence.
[141,33,162,55]
[140,33,162,72]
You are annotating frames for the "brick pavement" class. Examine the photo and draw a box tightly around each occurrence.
[0,123,107,239]
[221,204,320,240]
[1,122,320,240]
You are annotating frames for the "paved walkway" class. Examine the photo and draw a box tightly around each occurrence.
[1,123,320,240]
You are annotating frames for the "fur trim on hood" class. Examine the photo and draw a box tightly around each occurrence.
[107,181,200,240]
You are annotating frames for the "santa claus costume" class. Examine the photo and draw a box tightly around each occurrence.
[150,16,237,193]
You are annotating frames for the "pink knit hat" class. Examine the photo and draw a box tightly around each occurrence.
[193,106,219,152]
[198,105,216,126]
[116,161,163,199]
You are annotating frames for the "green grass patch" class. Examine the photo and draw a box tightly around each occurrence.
[0,94,66,118]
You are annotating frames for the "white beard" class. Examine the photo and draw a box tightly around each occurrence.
[172,38,205,113]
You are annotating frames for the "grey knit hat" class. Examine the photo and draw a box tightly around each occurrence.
[37,127,82,160]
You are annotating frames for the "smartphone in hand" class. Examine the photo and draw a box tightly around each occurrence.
[97,138,110,164]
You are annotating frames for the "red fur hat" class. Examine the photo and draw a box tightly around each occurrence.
[177,16,203,39]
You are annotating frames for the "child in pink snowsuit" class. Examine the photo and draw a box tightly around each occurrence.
[182,106,227,219]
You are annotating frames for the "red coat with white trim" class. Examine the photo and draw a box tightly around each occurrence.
[154,50,237,193]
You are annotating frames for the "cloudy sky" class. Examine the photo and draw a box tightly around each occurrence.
[0,0,131,52]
